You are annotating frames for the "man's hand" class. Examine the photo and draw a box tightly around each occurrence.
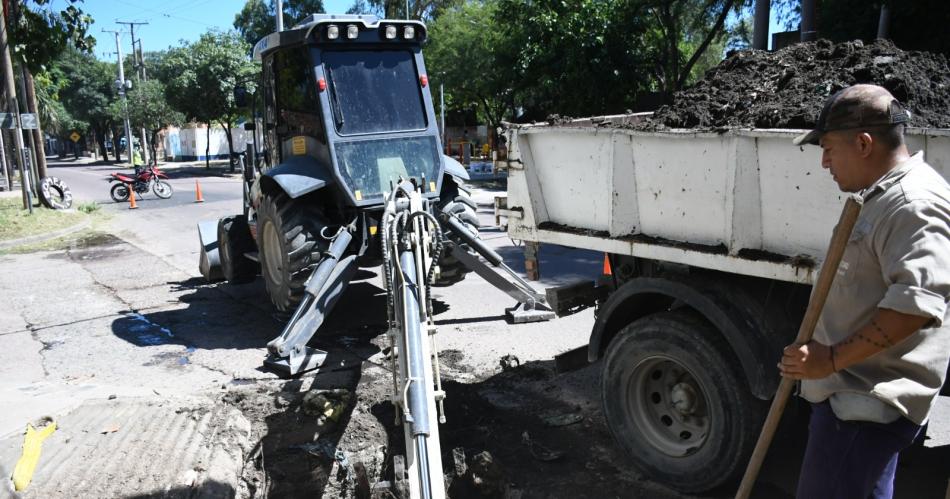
[778,340,835,380]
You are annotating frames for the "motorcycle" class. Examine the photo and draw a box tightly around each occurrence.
[108,166,173,202]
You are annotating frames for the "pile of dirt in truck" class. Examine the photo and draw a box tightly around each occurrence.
[645,39,950,130]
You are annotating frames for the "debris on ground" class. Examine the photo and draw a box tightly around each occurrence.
[498,354,520,371]
[639,39,950,130]
[447,450,509,499]
[520,431,565,462]
[540,410,584,428]
[302,388,352,433]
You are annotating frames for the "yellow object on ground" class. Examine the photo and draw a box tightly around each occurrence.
[12,419,57,491]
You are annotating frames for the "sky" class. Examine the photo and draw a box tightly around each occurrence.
[60,1,787,62]
[58,0,355,60]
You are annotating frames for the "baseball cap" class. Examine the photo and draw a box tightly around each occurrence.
[793,84,911,146]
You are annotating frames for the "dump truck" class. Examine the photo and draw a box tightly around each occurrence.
[500,115,950,492]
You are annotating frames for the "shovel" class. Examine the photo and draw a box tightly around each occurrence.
[736,195,863,499]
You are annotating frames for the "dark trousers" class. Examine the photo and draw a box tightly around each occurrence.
[796,401,922,499]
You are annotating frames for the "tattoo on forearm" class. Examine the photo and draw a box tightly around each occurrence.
[839,331,889,350]
[870,319,895,347]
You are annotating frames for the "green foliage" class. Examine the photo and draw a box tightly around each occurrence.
[425,1,511,129]
[47,48,116,156]
[161,31,258,124]
[426,0,747,123]
[160,31,260,165]
[77,201,100,214]
[110,80,184,138]
[233,0,326,47]
[8,0,95,73]
[345,0,459,20]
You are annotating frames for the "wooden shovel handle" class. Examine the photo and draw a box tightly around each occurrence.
[735,195,863,499]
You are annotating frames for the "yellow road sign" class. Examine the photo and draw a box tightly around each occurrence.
[69,131,81,143]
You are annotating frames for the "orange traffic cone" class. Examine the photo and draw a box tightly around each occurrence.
[194,179,205,203]
[602,253,612,276]
[128,187,138,210]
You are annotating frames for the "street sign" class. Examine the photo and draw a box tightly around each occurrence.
[69,131,81,143]
[0,113,38,129]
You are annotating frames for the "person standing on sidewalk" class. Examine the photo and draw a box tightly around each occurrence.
[779,84,950,499]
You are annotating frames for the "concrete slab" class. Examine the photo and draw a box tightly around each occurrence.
[0,252,126,329]
[0,397,250,498]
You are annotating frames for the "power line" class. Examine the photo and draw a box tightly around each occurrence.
[111,0,222,29]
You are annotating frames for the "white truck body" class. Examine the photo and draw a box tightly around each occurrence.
[504,118,950,283]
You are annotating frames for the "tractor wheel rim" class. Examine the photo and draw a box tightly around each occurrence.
[626,356,710,457]
[261,220,284,286]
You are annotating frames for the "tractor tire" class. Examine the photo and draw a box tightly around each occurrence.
[601,310,765,493]
[39,177,73,210]
[257,191,329,312]
[434,177,480,287]
[218,215,259,284]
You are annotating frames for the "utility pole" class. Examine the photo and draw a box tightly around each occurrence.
[104,29,135,167]
[800,0,817,42]
[0,7,32,212]
[118,21,151,166]
[276,0,284,31]
[752,0,770,50]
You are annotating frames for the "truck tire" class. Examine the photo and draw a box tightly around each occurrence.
[218,215,259,284]
[601,309,764,493]
[257,191,329,312]
[435,177,480,286]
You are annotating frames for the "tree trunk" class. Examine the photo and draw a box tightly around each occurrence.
[221,120,235,173]
[95,127,108,160]
[111,128,121,161]
[677,0,736,90]
[21,67,47,178]
[150,129,160,166]
[205,124,211,169]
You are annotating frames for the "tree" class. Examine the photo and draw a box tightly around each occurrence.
[118,80,184,166]
[425,1,513,141]
[638,0,747,93]
[494,0,658,119]
[7,0,94,178]
[234,0,326,48]
[346,0,459,20]
[49,49,118,161]
[162,31,259,169]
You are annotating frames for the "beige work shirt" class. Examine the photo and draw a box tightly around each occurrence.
[801,151,950,425]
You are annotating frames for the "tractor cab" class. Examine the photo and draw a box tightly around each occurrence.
[252,14,447,208]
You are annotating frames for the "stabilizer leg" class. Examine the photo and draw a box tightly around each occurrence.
[440,212,554,323]
[264,230,356,376]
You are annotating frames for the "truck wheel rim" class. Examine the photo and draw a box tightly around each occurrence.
[627,356,710,457]
[261,220,284,286]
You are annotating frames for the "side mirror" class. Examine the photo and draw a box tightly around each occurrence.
[234,85,248,108]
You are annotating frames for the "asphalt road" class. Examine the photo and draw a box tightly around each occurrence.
[1,156,944,498]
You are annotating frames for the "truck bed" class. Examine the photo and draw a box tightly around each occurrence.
[503,117,950,284]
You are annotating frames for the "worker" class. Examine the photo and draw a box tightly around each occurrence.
[780,84,950,499]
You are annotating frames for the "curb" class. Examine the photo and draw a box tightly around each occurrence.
[0,218,92,250]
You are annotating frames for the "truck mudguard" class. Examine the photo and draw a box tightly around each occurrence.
[589,275,782,400]
[264,155,334,199]
[442,155,470,181]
